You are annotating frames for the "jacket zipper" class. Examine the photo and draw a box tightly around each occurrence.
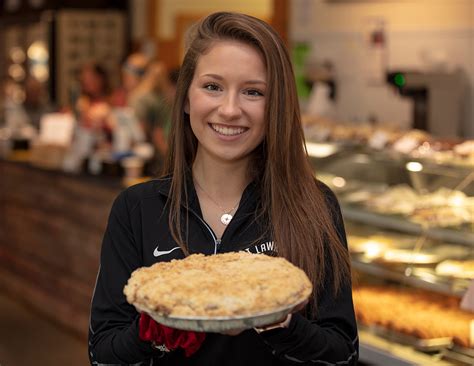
[188,208,221,254]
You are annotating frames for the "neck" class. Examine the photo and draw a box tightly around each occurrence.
[192,152,251,205]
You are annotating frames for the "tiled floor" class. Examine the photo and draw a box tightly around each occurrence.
[0,291,89,366]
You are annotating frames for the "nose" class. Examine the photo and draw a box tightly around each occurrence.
[218,92,242,120]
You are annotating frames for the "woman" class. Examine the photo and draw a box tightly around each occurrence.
[132,62,176,166]
[75,63,112,130]
[110,52,150,108]
[89,12,358,365]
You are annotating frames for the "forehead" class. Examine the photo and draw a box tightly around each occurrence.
[193,40,266,78]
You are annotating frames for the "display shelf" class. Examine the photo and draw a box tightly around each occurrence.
[341,204,474,247]
[307,142,473,365]
[381,149,474,174]
[441,346,474,365]
[306,141,474,172]
[352,261,466,297]
[359,329,456,366]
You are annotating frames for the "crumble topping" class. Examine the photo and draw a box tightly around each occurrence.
[124,251,312,318]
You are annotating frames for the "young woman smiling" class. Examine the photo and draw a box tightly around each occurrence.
[89,12,358,366]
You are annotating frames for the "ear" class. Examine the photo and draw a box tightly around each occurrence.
[184,98,190,114]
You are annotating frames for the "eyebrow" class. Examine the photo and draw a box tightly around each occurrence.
[201,73,267,86]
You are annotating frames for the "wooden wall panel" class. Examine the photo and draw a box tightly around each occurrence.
[0,160,121,338]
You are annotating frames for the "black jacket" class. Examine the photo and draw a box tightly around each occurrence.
[88,176,359,365]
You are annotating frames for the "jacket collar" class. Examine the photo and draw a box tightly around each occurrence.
[155,170,259,217]
[154,170,200,213]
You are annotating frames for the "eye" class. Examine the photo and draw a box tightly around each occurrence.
[244,89,264,97]
[203,83,221,92]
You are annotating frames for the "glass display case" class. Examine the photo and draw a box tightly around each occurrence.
[307,141,474,366]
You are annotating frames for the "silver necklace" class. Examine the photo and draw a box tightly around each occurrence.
[194,178,240,225]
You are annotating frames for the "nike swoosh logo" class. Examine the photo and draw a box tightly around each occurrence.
[153,246,181,257]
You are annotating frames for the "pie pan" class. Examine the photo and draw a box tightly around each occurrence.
[134,299,305,332]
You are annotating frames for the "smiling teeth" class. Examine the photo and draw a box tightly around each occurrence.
[211,124,246,136]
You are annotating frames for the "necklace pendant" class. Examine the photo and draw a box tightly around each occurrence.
[221,213,233,225]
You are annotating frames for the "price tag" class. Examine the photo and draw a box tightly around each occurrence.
[39,113,76,146]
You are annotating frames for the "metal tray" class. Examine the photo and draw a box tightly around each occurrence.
[450,344,474,357]
[362,324,453,352]
[442,345,474,366]
[135,301,302,333]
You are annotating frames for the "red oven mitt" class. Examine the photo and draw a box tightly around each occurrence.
[139,313,206,357]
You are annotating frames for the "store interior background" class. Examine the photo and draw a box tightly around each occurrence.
[129,0,474,137]
[292,0,473,136]
[0,0,473,365]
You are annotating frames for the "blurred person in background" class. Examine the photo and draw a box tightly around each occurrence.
[111,51,180,173]
[132,62,179,172]
[111,52,150,108]
[75,62,114,147]
[62,62,114,173]
[23,76,54,129]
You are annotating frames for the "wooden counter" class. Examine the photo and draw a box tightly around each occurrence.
[0,159,122,338]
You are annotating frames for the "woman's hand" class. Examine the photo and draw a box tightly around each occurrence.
[139,313,206,357]
[221,298,309,336]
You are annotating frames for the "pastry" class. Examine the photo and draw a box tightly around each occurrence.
[367,185,418,215]
[411,206,472,227]
[436,260,474,279]
[353,286,473,347]
[124,252,312,318]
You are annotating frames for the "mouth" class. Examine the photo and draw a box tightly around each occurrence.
[210,123,248,137]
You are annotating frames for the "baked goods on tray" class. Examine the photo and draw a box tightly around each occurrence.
[124,252,312,320]
[353,285,473,348]
[436,260,474,279]
[364,185,474,228]
[380,249,440,264]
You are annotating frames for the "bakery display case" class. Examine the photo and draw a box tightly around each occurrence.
[306,141,474,365]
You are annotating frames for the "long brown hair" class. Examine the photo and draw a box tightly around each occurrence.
[164,12,351,313]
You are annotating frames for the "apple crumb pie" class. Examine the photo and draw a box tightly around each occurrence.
[124,251,312,318]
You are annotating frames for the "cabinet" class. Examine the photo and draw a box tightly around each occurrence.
[307,141,474,365]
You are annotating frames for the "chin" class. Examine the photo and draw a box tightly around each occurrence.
[214,150,250,163]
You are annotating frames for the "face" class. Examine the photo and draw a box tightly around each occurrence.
[186,40,267,165]
[122,54,148,91]
[80,68,104,97]
[122,65,144,91]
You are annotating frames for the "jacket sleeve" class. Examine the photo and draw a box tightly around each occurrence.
[88,189,158,364]
[259,185,359,365]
